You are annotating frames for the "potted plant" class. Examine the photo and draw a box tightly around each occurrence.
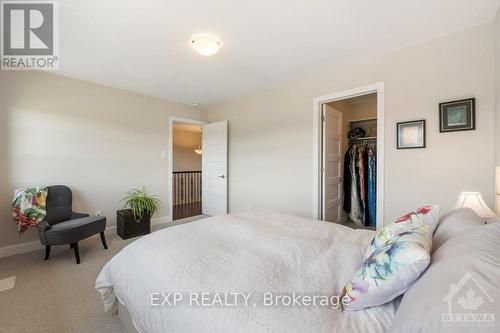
[117,187,161,239]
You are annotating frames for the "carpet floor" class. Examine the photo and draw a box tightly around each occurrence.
[0,216,206,333]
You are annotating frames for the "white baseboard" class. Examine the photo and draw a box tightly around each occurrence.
[151,216,172,225]
[0,240,42,259]
[0,216,171,259]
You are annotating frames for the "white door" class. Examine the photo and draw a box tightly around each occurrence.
[322,104,343,223]
[202,121,228,216]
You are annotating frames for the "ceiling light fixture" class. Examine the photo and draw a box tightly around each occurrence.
[191,35,223,56]
[194,140,202,155]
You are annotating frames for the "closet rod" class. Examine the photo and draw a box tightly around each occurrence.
[349,136,377,141]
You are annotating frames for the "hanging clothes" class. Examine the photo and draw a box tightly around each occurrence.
[342,151,352,213]
[343,142,377,227]
[358,147,367,214]
[367,146,377,227]
[348,145,363,225]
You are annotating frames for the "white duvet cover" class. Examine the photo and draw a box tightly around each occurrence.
[96,211,399,332]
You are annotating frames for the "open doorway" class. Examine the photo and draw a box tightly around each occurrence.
[169,118,206,221]
[325,93,377,229]
[313,82,385,231]
[168,117,229,221]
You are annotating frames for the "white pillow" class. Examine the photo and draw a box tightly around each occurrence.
[389,222,500,332]
[431,208,485,253]
[340,205,440,311]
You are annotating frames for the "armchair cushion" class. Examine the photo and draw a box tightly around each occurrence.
[45,185,73,225]
[36,221,52,232]
[71,212,90,219]
[41,216,106,246]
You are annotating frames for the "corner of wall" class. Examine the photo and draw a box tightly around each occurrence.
[200,106,211,123]
[495,6,500,213]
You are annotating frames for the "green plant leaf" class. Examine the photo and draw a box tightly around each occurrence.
[120,186,162,222]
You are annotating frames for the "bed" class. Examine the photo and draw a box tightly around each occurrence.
[96,211,399,332]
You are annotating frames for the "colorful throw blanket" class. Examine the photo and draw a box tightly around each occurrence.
[12,187,48,235]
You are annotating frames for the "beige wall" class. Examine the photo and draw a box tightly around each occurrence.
[349,93,378,123]
[206,24,496,223]
[0,71,204,248]
[173,125,202,172]
[495,8,500,213]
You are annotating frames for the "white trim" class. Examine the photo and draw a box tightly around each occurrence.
[151,215,172,225]
[312,81,385,230]
[0,216,172,259]
[106,225,117,232]
[168,116,208,222]
[0,240,42,259]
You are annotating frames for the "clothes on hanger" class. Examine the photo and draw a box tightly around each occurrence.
[343,142,376,227]
[348,145,363,224]
[342,152,352,213]
[367,147,377,226]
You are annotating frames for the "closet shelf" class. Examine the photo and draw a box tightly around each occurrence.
[348,117,377,124]
[349,136,377,141]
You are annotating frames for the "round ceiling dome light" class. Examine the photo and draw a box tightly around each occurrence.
[191,36,223,56]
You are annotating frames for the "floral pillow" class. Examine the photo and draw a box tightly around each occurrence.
[364,205,440,258]
[340,205,440,311]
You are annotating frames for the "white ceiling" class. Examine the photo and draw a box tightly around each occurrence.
[59,0,500,105]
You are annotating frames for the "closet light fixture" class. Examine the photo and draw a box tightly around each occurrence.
[191,36,223,56]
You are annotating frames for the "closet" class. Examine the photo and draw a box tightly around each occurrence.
[322,93,378,230]
[343,118,377,228]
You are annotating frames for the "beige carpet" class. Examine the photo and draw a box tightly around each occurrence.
[0,216,206,333]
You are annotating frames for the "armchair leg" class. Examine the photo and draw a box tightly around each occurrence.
[72,242,80,264]
[100,232,108,249]
[44,245,51,260]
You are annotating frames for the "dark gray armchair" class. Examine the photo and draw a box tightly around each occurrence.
[37,185,107,264]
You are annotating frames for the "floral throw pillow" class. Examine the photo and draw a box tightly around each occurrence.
[340,205,440,311]
[364,205,440,259]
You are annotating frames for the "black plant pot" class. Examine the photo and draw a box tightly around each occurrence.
[117,209,151,240]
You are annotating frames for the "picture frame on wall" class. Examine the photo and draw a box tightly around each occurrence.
[397,120,426,149]
[439,98,475,132]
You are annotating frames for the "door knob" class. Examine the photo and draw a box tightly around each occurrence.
[218,175,225,179]
[339,177,343,183]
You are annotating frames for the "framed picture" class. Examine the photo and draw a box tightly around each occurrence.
[439,98,475,132]
[397,120,426,149]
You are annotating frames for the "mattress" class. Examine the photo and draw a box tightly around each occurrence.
[96,211,399,332]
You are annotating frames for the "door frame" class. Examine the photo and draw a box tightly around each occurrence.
[168,116,208,221]
[312,81,385,230]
